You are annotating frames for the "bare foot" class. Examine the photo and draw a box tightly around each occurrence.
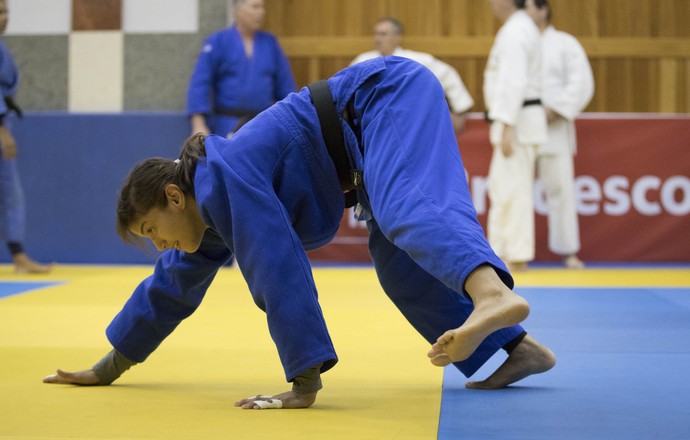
[13,253,54,274]
[428,290,529,364]
[563,255,584,270]
[465,334,556,389]
[234,390,317,410]
[507,261,528,272]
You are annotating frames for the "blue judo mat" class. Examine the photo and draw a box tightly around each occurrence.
[0,282,61,299]
[438,287,690,440]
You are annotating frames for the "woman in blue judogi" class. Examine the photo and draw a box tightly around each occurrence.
[44,57,555,409]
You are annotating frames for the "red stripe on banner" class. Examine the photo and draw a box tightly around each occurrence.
[308,116,690,263]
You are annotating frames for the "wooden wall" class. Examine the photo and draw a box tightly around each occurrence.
[263,0,690,113]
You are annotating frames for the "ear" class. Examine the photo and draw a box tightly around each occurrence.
[164,184,186,209]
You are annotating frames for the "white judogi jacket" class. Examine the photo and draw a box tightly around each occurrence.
[539,26,594,155]
[351,48,474,114]
[484,10,547,146]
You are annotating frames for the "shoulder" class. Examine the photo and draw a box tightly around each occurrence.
[549,27,586,51]
[506,11,539,38]
[199,27,233,53]
[351,51,380,65]
[397,49,435,64]
[256,30,280,44]
[206,27,233,42]
[557,30,583,48]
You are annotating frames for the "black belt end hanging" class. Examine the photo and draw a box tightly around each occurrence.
[308,80,361,208]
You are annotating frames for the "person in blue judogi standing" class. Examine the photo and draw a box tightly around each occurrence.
[186,0,296,138]
[0,0,52,274]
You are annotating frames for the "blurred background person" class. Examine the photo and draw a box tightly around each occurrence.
[483,0,547,272]
[351,17,474,134]
[186,0,296,138]
[0,0,52,273]
[526,0,594,269]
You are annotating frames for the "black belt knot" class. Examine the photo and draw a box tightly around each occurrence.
[484,99,542,123]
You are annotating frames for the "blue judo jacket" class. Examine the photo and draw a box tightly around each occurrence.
[107,59,389,381]
[186,26,295,117]
[0,39,19,115]
[106,57,516,381]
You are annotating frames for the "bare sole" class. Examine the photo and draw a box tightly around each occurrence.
[429,291,529,363]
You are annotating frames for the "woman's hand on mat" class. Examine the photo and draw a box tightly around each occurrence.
[234,390,317,410]
[43,368,101,386]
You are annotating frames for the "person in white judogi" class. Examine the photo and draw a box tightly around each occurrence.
[526,0,594,269]
[351,17,474,134]
[484,0,547,271]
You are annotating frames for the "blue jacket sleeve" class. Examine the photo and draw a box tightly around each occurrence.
[186,35,216,116]
[271,37,296,101]
[0,43,13,114]
[225,163,337,381]
[105,229,232,362]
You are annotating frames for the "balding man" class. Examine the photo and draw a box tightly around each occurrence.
[351,17,474,134]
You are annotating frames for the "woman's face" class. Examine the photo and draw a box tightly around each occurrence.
[129,186,207,254]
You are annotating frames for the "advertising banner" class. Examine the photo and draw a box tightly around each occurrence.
[308,115,690,264]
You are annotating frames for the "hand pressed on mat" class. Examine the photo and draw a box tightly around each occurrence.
[234,390,317,410]
[43,369,100,386]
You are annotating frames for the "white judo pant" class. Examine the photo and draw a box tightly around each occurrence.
[487,141,581,262]
[537,150,581,256]
[487,141,537,263]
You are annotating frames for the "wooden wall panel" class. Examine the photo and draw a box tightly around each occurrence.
[652,0,690,37]
[549,0,600,37]
[266,0,690,113]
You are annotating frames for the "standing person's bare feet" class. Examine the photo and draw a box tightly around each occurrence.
[563,255,584,270]
[13,252,53,274]
[465,334,556,389]
[427,266,530,363]
[507,261,528,272]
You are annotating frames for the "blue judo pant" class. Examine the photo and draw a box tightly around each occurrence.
[0,157,25,244]
[350,58,524,377]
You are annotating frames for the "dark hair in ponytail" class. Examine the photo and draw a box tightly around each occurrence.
[116,134,207,244]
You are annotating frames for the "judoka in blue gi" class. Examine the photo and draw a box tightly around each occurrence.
[0,0,52,274]
[186,0,296,138]
[44,57,556,409]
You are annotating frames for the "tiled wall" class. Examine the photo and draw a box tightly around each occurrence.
[4,0,228,111]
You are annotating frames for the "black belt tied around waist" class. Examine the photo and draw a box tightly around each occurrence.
[213,107,261,118]
[213,107,261,134]
[308,80,362,208]
[484,98,542,123]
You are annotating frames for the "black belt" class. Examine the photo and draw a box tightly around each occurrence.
[308,80,361,208]
[213,108,261,133]
[484,99,542,123]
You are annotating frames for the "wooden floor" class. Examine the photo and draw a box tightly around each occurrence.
[1,264,689,439]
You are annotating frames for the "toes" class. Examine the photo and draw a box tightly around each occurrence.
[430,354,452,367]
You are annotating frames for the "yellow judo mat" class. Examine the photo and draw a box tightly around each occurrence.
[1,265,689,439]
